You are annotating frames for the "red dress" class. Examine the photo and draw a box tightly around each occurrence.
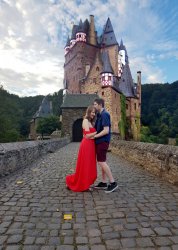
[66,128,97,192]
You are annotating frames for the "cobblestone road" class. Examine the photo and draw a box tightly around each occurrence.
[0,142,178,250]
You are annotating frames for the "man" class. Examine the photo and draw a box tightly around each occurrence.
[93,98,118,193]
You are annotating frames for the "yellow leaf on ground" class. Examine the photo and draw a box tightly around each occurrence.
[64,214,72,220]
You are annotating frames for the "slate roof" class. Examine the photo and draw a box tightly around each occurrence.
[71,25,79,39]
[61,94,99,108]
[83,19,90,34]
[100,18,118,46]
[115,64,136,98]
[101,50,114,74]
[33,96,53,118]
[78,19,84,32]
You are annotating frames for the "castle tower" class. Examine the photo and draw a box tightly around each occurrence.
[63,16,141,138]
[63,16,99,94]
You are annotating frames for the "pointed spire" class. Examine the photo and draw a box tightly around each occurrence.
[101,18,118,46]
[120,39,124,49]
[83,19,90,34]
[119,39,129,63]
[71,25,78,39]
[78,19,84,32]
[33,96,53,118]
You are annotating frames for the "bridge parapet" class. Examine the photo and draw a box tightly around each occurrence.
[0,137,70,177]
[111,134,178,185]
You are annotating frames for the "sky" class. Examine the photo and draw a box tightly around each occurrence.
[0,0,178,97]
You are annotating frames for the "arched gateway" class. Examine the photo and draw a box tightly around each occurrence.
[60,94,98,140]
[72,118,83,142]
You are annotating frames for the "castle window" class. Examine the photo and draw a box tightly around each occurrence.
[108,76,111,81]
[126,104,128,109]
[134,103,137,110]
[115,94,116,98]
[93,78,96,84]
[102,91,104,96]
[102,76,105,81]
[96,66,99,71]
[116,108,117,113]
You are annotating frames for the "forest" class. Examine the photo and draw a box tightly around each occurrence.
[141,81,178,145]
[0,80,178,145]
[0,85,63,142]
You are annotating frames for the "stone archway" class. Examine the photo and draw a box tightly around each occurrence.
[72,118,83,142]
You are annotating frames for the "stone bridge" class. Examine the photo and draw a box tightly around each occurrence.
[0,139,178,250]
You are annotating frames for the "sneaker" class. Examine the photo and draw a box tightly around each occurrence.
[105,182,118,193]
[94,182,107,189]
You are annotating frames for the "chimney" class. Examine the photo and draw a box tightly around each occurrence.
[89,15,97,46]
[137,71,141,85]
[137,71,141,100]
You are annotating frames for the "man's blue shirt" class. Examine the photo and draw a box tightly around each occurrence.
[95,109,111,144]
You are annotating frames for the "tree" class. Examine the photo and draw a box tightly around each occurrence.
[36,115,61,138]
[141,81,178,144]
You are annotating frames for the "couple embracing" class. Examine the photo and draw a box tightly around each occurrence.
[66,98,118,193]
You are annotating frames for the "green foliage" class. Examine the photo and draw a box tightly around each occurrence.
[36,115,61,136]
[119,94,126,139]
[141,80,178,144]
[0,85,63,142]
[0,86,21,142]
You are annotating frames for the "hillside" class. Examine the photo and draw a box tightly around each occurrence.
[0,81,178,144]
[0,85,63,142]
[141,80,178,144]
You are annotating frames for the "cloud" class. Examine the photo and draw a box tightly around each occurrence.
[130,56,166,83]
[0,0,178,96]
[0,67,63,96]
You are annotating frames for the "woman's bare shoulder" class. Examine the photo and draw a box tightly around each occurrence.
[83,118,88,123]
[82,118,89,129]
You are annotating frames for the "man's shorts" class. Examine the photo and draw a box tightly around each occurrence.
[96,142,109,162]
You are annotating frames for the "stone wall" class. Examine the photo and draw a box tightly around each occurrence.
[111,134,178,185]
[0,137,70,177]
[61,108,86,138]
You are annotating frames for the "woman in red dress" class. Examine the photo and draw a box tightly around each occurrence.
[66,106,97,192]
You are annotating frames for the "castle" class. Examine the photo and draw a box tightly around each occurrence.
[62,15,141,140]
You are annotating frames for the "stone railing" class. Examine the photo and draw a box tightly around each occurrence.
[110,134,178,185]
[0,137,70,177]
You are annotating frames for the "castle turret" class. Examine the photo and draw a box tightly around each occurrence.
[101,18,118,47]
[89,15,97,46]
[101,51,114,87]
[76,19,86,42]
[70,25,78,48]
